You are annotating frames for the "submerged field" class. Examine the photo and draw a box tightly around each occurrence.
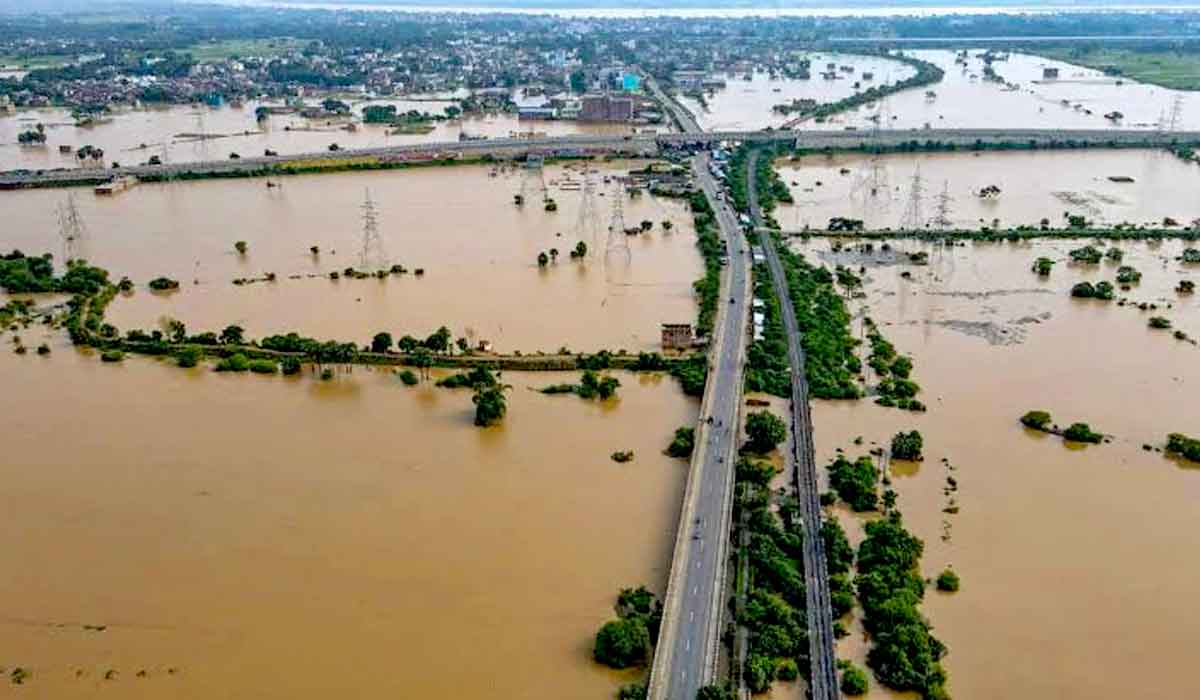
[3,160,701,353]
[0,345,695,698]
[799,236,1200,699]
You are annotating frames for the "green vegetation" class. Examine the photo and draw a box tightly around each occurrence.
[696,685,737,700]
[780,51,944,123]
[935,568,961,593]
[828,455,879,512]
[1182,248,1200,264]
[215,352,250,372]
[745,264,790,398]
[0,251,109,295]
[1036,46,1200,91]
[1115,265,1142,285]
[1032,257,1054,276]
[100,349,124,363]
[866,318,924,411]
[593,586,661,669]
[774,242,861,399]
[175,346,202,368]
[611,450,635,463]
[248,358,277,374]
[148,276,180,291]
[1062,422,1103,444]
[670,353,707,397]
[1070,281,1115,300]
[890,430,924,461]
[822,516,857,619]
[281,356,302,375]
[398,369,419,385]
[666,426,695,458]
[1148,316,1172,329]
[856,514,948,699]
[1069,245,1103,264]
[470,367,509,427]
[839,660,870,696]
[538,370,620,399]
[1020,410,1053,431]
[744,410,787,454]
[688,191,723,337]
[1166,433,1200,462]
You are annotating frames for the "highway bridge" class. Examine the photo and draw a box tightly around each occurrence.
[3,127,1198,190]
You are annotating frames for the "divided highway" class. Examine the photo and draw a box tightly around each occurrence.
[645,153,751,698]
[748,152,840,700]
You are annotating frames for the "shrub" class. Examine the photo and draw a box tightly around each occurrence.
[36,343,50,355]
[840,662,869,695]
[216,353,250,372]
[667,426,695,458]
[398,369,419,385]
[249,359,277,374]
[320,368,334,380]
[593,617,649,668]
[100,349,124,363]
[148,276,180,291]
[1148,316,1172,329]
[775,658,799,681]
[281,356,302,375]
[1115,265,1141,284]
[745,410,787,453]
[890,430,924,460]
[1166,433,1200,462]
[1069,245,1102,264]
[828,455,879,511]
[1063,422,1102,444]
[1020,410,1052,430]
[175,346,201,368]
[936,568,961,592]
[611,450,635,463]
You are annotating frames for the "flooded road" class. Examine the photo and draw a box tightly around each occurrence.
[0,346,694,698]
[3,160,701,352]
[792,49,1200,132]
[679,53,915,131]
[0,96,638,171]
[775,148,1200,231]
[798,236,1200,699]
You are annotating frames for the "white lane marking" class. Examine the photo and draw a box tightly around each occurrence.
[686,638,691,652]
[690,610,695,622]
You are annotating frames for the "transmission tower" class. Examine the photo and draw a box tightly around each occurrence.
[359,189,387,271]
[899,166,925,231]
[852,100,890,206]
[573,169,600,251]
[56,193,88,263]
[1169,94,1185,133]
[930,180,954,230]
[605,182,631,264]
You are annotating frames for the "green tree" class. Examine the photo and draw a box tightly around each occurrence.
[840,662,869,695]
[473,381,510,427]
[537,251,549,267]
[1063,422,1102,444]
[234,240,248,255]
[175,346,201,368]
[398,334,420,353]
[371,332,394,353]
[745,410,787,454]
[424,326,452,354]
[936,568,960,592]
[667,426,695,458]
[828,455,879,511]
[281,356,302,375]
[220,324,245,345]
[1020,410,1052,430]
[593,617,649,669]
[890,430,924,461]
[744,653,775,693]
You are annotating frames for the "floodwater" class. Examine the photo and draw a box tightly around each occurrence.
[793,49,1200,132]
[2,160,702,352]
[678,53,916,132]
[0,343,695,698]
[775,148,1200,231]
[0,96,637,171]
[798,236,1200,699]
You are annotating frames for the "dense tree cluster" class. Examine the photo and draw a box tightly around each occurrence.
[744,410,787,454]
[822,517,856,619]
[1068,245,1103,264]
[745,264,791,398]
[890,431,924,461]
[866,319,924,411]
[1020,410,1053,431]
[689,191,724,338]
[1062,422,1103,444]
[593,586,661,670]
[855,514,948,699]
[1166,433,1200,462]
[0,251,109,295]
[828,455,880,512]
[1070,280,1115,300]
[666,426,695,459]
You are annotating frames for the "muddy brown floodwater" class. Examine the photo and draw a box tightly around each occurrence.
[0,343,695,698]
[794,236,1200,699]
[776,149,1200,232]
[3,160,702,352]
[0,96,639,171]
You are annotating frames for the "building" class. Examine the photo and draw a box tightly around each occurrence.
[621,72,641,91]
[518,106,558,120]
[580,93,633,122]
[1042,67,1060,80]
[661,323,694,350]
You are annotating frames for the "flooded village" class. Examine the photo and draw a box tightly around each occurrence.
[3,5,1200,700]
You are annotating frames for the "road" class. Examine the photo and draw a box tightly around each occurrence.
[749,152,840,700]
[4,126,1199,189]
[645,154,751,699]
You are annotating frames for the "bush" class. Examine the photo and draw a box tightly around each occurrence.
[775,658,799,681]
[148,276,180,291]
[249,359,277,374]
[1031,257,1054,276]
[1166,433,1200,462]
[1148,316,1172,329]
[617,684,647,700]
[175,346,202,368]
[890,430,924,461]
[744,653,776,693]
[1063,422,1102,444]
[281,356,302,375]
[215,353,250,372]
[593,617,649,669]
[667,426,695,458]
[828,455,879,511]
[840,662,869,695]
[1069,245,1102,264]
[745,410,787,453]
[100,349,124,363]
[1020,410,1052,430]
[398,369,419,385]
[936,568,961,592]
[1071,281,1115,300]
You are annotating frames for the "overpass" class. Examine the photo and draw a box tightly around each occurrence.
[5,127,1197,190]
